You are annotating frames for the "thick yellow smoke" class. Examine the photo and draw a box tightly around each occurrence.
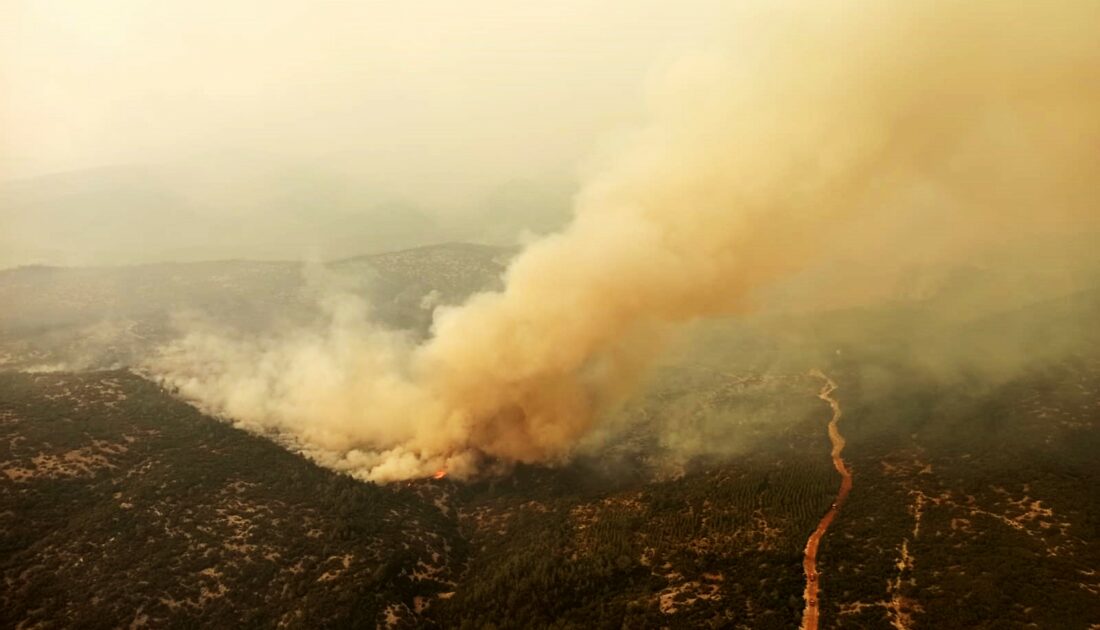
[152,1,1100,482]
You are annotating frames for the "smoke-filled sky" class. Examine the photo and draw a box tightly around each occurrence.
[149,0,1100,482]
[1,0,730,266]
[3,0,1098,483]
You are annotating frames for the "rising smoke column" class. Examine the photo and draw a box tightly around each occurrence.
[152,0,1100,482]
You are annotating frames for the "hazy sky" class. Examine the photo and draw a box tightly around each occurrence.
[2,1,725,201]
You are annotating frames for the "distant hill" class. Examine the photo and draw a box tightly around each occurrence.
[0,166,445,269]
[0,243,511,371]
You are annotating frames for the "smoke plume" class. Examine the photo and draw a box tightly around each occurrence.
[151,1,1100,482]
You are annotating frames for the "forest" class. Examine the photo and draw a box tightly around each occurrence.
[1,353,1098,628]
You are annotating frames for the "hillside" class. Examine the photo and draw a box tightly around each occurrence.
[0,243,510,372]
[2,356,1099,628]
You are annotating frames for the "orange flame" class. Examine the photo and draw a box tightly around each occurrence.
[432,469,447,480]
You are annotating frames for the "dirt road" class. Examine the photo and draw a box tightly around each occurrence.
[801,370,852,630]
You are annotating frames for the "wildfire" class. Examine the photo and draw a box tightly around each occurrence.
[432,469,447,480]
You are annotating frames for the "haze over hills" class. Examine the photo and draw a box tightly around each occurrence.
[5,238,1097,385]
[0,166,570,269]
[0,243,512,372]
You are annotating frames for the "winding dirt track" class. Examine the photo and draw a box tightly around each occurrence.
[801,370,852,630]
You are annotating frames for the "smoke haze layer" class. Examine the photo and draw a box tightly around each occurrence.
[151,1,1100,482]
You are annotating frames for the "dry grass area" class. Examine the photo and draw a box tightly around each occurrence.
[657,571,724,614]
[3,440,125,482]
